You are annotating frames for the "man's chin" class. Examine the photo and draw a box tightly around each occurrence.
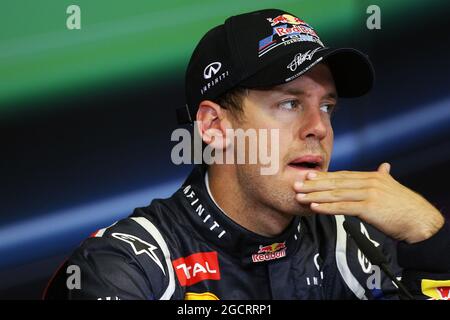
[285,203,317,217]
[296,211,316,217]
[294,209,316,217]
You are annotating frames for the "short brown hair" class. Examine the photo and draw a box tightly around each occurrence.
[214,87,248,121]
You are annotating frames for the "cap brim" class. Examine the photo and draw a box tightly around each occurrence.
[322,48,375,97]
[241,46,374,98]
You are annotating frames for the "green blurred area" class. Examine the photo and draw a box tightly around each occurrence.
[0,0,447,116]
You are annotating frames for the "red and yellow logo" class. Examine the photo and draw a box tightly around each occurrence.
[257,242,286,254]
[252,242,287,263]
[267,14,306,26]
[421,279,450,300]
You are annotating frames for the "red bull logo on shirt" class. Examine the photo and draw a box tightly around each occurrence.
[252,242,287,263]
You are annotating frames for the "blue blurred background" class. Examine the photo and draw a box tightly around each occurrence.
[1,0,449,298]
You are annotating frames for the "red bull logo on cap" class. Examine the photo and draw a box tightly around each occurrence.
[258,14,323,58]
[252,242,287,263]
[267,14,306,26]
[274,25,318,37]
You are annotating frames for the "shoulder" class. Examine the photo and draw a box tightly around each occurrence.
[44,212,179,300]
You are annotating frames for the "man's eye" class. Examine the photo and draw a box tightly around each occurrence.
[278,100,299,110]
[320,104,334,114]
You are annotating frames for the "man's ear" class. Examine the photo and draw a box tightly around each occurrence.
[196,100,232,150]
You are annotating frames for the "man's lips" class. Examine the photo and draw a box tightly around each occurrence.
[288,155,324,171]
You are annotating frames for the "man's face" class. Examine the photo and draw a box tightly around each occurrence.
[229,63,337,215]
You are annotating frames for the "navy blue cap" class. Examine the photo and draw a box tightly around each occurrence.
[178,9,374,124]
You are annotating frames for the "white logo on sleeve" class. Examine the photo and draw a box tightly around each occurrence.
[203,62,222,79]
[358,223,380,274]
[112,233,166,276]
[306,253,324,286]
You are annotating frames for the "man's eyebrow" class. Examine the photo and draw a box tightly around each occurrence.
[279,88,338,100]
[323,92,338,100]
[279,88,306,96]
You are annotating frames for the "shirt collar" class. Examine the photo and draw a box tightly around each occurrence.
[176,165,303,266]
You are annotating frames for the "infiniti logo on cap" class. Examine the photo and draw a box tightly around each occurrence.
[203,62,222,79]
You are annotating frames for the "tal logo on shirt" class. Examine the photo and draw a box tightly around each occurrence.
[172,252,220,286]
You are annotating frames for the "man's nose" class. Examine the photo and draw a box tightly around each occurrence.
[298,107,328,140]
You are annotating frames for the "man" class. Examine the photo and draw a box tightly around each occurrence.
[44,9,449,300]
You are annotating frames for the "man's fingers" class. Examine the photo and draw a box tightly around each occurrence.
[294,177,380,192]
[305,163,392,181]
[295,189,367,203]
[308,201,362,216]
[306,170,376,180]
